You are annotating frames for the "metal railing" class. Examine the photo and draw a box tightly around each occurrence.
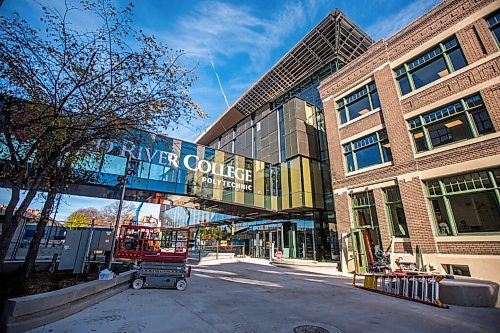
[191,244,246,259]
[354,272,448,308]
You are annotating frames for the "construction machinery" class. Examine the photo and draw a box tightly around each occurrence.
[114,225,191,290]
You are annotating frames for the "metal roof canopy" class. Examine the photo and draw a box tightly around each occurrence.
[196,9,373,145]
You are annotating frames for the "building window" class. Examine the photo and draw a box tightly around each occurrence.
[343,130,392,172]
[394,37,467,95]
[486,10,500,48]
[408,94,494,153]
[352,191,378,227]
[337,82,381,124]
[384,187,409,238]
[442,264,471,277]
[426,169,500,236]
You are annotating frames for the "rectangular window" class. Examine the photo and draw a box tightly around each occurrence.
[442,264,471,277]
[486,10,500,48]
[343,130,392,172]
[336,82,381,124]
[384,187,410,238]
[426,169,500,236]
[394,37,467,95]
[408,94,494,153]
[351,191,378,227]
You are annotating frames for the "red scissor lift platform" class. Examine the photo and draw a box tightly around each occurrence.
[115,225,192,290]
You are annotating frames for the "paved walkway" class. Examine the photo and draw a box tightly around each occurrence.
[31,258,500,333]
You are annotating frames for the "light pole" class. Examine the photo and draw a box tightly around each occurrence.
[107,154,136,270]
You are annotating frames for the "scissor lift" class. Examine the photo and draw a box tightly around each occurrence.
[115,225,192,290]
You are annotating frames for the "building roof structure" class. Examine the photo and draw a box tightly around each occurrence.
[196,9,373,145]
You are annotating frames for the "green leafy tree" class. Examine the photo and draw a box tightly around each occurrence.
[0,0,205,265]
[65,211,89,229]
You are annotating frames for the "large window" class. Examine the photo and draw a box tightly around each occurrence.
[337,82,381,124]
[343,130,392,172]
[426,169,500,236]
[352,191,378,227]
[384,187,409,238]
[486,10,500,48]
[395,37,467,95]
[408,94,494,153]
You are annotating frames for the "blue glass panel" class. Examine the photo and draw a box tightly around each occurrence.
[394,66,406,77]
[408,47,442,70]
[486,11,500,27]
[465,95,482,108]
[423,102,463,123]
[472,110,494,134]
[442,38,458,50]
[345,153,355,172]
[412,57,448,89]
[101,155,126,175]
[353,133,377,150]
[492,25,500,45]
[348,95,371,120]
[339,107,348,124]
[448,48,467,71]
[370,91,381,109]
[356,145,382,169]
[398,76,412,95]
[427,114,472,148]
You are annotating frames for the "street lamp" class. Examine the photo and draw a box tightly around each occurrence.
[107,154,138,270]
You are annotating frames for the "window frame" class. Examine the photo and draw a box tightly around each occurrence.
[383,186,410,238]
[336,82,380,125]
[351,191,378,229]
[486,10,500,48]
[425,169,500,236]
[343,129,392,173]
[407,94,494,153]
[394,36,467,96]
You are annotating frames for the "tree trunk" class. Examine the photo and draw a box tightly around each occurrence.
[0,185,21,263]
[21,189,57,278]
[0,175,44,264]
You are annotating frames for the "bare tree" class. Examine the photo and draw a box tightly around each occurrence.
[101,201,136,227]
[0,0,205,264]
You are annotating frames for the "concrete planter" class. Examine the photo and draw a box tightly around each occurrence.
[1,270,135,333]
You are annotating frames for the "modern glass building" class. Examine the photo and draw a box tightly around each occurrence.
[195,10,373,260]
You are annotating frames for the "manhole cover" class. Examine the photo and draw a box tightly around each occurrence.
[293,325,330,333]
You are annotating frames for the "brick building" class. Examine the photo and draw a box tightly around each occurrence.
[319,0,500,282]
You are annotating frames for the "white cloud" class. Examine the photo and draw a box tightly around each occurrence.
[365,0,442,40]
[160,1,311,70]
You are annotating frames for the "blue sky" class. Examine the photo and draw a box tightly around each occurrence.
[0,0,441,220]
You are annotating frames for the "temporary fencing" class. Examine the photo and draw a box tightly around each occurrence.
[354,272,448,308]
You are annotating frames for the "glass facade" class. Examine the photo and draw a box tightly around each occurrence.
[205,59,342,261]
[408,94,494,152]
[394,37,467,95]
[426,169,500,236]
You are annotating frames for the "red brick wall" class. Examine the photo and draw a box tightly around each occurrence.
[374,65,415,165]
[400,57,499,114]
[456,23,489,64]
[398,178,438,254]
[438,242,500,255]
[338,111,383,141]
[481,83,500,130]
[319,0,499,260]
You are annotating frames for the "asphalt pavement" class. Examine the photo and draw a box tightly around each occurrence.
[30,258,500,333]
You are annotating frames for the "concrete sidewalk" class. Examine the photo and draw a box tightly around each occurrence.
[30,259,500,333]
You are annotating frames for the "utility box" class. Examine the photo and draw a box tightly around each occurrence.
[58,228,113,273]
